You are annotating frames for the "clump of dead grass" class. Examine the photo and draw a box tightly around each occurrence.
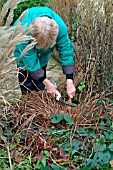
[75,0,113,98]
[0,0,36,104]
[50,0,113,101]
[0,0,27,26]
[1,90,112,132]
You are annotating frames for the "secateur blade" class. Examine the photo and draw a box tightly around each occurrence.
[55,90,78,107]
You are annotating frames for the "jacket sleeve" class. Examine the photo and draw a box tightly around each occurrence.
[14,43,45,80]
[56,25,75,75]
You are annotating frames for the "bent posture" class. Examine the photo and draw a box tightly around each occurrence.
[14,7,76,98]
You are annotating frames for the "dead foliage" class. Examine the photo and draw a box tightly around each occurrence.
[0,0,36,103]
[50,0,77,34]
[1,90,112,131]
[50,0,113,99]
[75,0,113,97]
[14,91,113,126]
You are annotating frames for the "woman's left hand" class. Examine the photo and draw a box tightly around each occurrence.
[66,79,76,98]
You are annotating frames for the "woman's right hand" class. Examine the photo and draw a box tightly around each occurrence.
[43,78,57,97]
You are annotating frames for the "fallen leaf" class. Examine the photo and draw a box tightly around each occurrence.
[14,155,24,163]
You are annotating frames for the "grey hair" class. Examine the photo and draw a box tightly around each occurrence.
[30,17,58,49]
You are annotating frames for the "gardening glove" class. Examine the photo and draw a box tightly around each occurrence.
[43,78,57,97]
[66,79,76,98]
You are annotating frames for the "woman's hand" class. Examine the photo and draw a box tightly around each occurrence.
[43,78,57,97]
[66,79,76,98]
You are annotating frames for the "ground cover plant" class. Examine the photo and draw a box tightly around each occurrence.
[0,0,113,169]
[0,92,113,169]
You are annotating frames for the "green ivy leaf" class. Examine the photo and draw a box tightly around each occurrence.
[76,127,89,136]
[108,143,113,151]
[110,100,113,104]
[97,135,106,144]
[61,140,80,155]
[0,149,7,157]
[50,114,74,126]
[71,140,81,155]
[105,117,112,126]
[55,129,67,135]
[9,143,15,149]
[91,151,110,167]
[63,114,74,125]
[41,165,50,170]
[84,159,92,166]
[96,99,102,106]
[50,163,61,170]
[94,143,106,152]
[72,97,77,102]
[80,79,85,85]
[43,150,50,157]
[50,114,63,124]
[109,133,113,143]
[78,84,85,92]
[91,151,111,167]
[110,151,113,160]
[112,122,113,128]
[104,131,110,141]
[2,136,7,142]
[91,152,100,167]
[33,160,41,169]
[98,151,110,164]
[99,121,105,127]
[41,156,46,167]
[61,142,71,151]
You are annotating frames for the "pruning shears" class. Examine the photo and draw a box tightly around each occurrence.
[55,90,78,107]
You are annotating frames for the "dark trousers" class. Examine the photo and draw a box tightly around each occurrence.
[18,65,47,94]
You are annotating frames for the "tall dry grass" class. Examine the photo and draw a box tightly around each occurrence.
[50,0,113,102]
[0,0,36,104]
[50,0,77,34]
[75,0,113,101]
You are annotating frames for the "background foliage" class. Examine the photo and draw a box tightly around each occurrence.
[12,0,50,24]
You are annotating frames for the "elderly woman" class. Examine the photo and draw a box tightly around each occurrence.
[14,7,76,98]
